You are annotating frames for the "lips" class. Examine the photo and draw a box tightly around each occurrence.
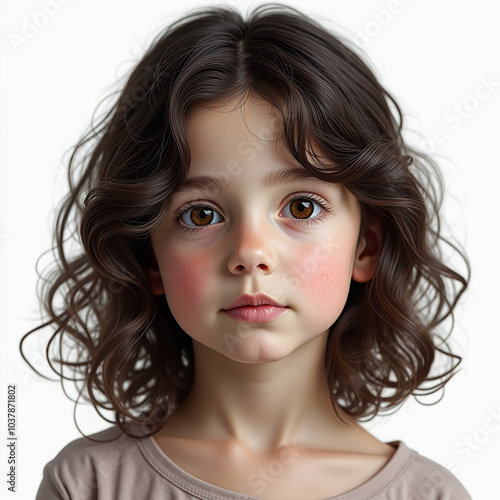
[222,293,285,310]
[221,293,289,323]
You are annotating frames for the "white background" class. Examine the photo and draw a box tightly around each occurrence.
[1,0,499,498]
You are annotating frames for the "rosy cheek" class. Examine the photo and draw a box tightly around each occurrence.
[307,265,350,314]
[287,244,353,315]
[162,250,212,316]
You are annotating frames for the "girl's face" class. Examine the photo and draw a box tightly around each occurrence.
[148,98,379,364]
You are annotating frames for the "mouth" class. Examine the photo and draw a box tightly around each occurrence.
[221,293,289,323]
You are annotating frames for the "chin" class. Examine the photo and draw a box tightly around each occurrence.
[219,333,302,365]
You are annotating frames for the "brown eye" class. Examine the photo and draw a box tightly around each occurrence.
[190,207,215,226]
[179,206,223,227]
[289,199,314,219]
[178,205,224,227]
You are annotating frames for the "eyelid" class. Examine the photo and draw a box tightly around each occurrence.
[174,200,221,215]
[282,192,333,213]
[277,193,333,227]
[173,200,224,229]
[172,192,333,232]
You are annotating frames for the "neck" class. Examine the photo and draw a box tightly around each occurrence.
[165,332,358,453]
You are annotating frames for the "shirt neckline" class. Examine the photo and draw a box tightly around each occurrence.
[135,432,415,499]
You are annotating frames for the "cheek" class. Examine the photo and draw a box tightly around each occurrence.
[309,267,351,320]
[161,249,213,318]
[288,242,354,315]
[307,262,352,316]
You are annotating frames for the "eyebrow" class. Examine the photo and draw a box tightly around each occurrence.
[175,167,321,194]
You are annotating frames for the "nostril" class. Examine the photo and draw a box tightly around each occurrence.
[227,247,276,275]
[231,262,270,274]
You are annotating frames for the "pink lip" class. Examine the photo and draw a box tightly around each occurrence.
[221,294,288,323]
[223,293,285,309]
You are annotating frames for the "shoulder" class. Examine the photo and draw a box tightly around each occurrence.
[36,426,144,500]
[384,441,471,500]
[44,425,137,472]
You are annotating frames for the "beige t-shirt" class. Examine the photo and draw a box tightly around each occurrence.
[36,425,471,499]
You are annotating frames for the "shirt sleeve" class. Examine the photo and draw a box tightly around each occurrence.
[34,427,125,500]
[35,461,71,500]
[403,457,472,500]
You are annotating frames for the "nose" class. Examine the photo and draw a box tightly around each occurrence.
[227,222,277,275]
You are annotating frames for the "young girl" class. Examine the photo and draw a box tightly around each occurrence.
[24,4,471,499]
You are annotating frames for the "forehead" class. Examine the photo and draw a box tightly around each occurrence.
[178,98,350,203]
[188,97,280,141]
[185,97,289,176]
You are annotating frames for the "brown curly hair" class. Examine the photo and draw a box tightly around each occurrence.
[21,3,469,438]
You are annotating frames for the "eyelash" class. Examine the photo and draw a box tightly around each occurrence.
[172,194,333,233]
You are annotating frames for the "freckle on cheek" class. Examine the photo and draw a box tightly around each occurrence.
[303,260,351,312]
[308,270,337,305]
[165,256,210,312]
